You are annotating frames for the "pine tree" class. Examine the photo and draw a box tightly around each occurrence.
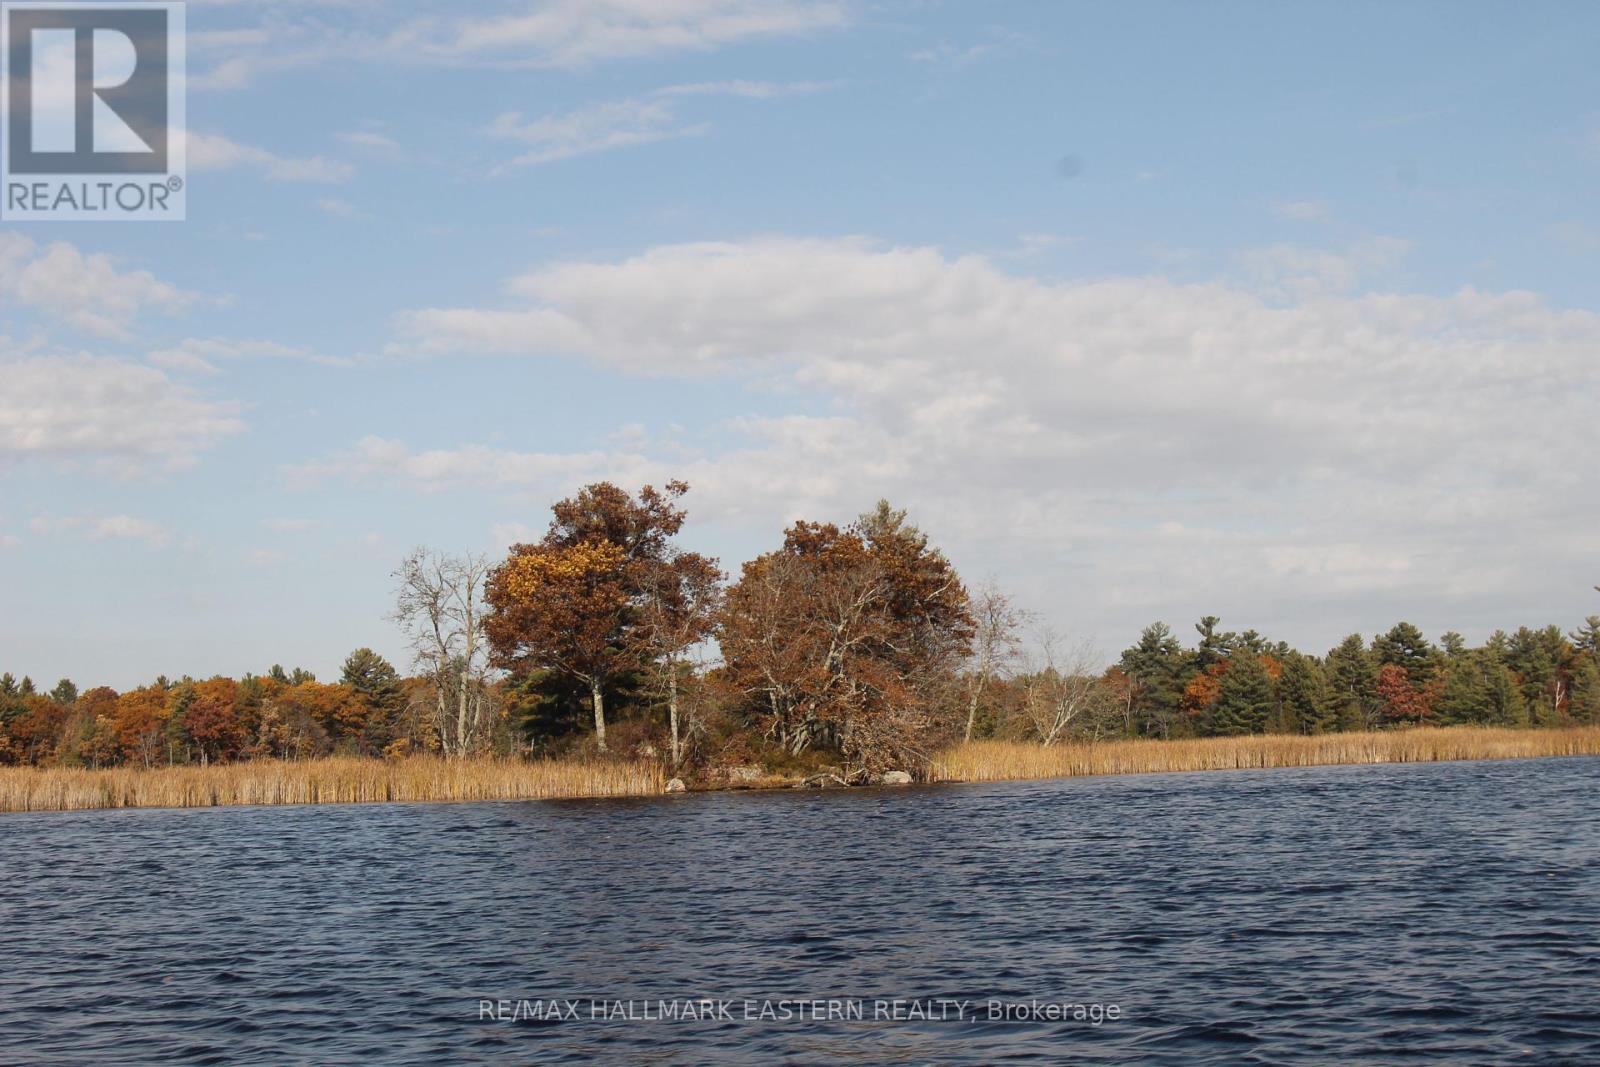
[1513,626,1579,725]
[340,648,406,753]
[1567,616,1600,658]
[1194,616,1229,670]
[1117,623,1188,738]
[1569,657,1600,726]
[1210,652,1273,736]
[1325,634,1375,731]
[1278,652,1336,734]
[1372,622,1439,690]
[1436,654,1493,725]
[1486,659,1528,727]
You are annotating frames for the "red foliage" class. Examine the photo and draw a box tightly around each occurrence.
[1377,663,1434,726]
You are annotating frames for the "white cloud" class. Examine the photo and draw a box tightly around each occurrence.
[335,130,402,156]
[655,78,837,98]
[484,78,834,171]
[1272,199,1332,222]
[286,435,611,491]
[148,337,350,374]
[191,1,848,88]
[263,517,322,533]
[401,0,848,67]
[315,197,371,220]
[188,131,354,182]
[31,514,170,547]
[0,354,244,468]
[909,28,1034,68]
[0,234,198,339]
[486,98,705,170]
[1237,235,1412,299]
[490,521,541,549]
[379,235,1600,642]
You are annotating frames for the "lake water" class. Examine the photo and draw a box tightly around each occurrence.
[2,757,1598,1065]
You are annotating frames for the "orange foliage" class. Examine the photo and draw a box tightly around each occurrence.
[1182,662,1225,718]
[114,686,170,766]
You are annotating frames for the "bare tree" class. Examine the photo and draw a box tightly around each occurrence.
[1020,632,1114,745]
[963,580,1029,741]
[635,549,723,770]
[393,548,495,758]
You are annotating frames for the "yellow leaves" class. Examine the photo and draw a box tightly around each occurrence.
[498,540,626,600]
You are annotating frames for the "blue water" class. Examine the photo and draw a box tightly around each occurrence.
[2,757,1598,1064]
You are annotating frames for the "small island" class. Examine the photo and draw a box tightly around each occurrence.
[3,482,1596,813]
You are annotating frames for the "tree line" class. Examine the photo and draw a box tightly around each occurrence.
[2,482,1596,777]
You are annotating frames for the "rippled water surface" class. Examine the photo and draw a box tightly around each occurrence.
[3,757,1599,1065]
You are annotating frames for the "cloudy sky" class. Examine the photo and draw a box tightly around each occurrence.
[3,0,1598,688]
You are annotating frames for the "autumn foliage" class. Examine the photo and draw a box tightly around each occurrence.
[718,504,974,774]
[3,483,1598,788]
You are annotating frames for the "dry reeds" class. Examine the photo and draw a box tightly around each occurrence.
[7,726,1595,813]
[0,755,663,813]
[931,725,1600,784]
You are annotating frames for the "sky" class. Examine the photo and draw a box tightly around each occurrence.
[2,0,1599,690]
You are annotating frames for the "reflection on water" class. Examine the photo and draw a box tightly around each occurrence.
[2,757,1598,1064]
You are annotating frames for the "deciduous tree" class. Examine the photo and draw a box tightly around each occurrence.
[962,581,1028,742]
[394,549,496,758]
[486,539,629,751]
[720,504,973,774]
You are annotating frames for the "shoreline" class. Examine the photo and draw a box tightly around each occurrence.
[2,725,1598,814]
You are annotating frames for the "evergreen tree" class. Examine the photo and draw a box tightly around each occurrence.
[1570,657,1600,725]
[1372,622,1439,690]
[0,676,24,731]
[1486,658,1528,727]
[1194,616,1229,670]
[1278,652,1336,734]
[1234,629,1268,655]
[340,648,406,752]
[1117,623,1188,738]
[1210,652,1273,736]
[1325,634,1375,731]
[341,648,401,704]
[49,679,78,705]
[1505,626,1569,727]
[1436,653,1493,725]
[1570,616,1600,659]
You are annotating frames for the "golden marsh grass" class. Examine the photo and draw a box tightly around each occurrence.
[931,726,1600,784]
[0,756,663,813]
[6,726,1597,813]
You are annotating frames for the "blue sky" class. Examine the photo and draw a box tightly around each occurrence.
[3,0,1599,689]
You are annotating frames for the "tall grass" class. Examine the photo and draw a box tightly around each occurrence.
[0,756,663,813]
[932,725,1600,784]
[7,726,1595,812]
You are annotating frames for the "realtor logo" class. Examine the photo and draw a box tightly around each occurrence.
[2,1,185,220]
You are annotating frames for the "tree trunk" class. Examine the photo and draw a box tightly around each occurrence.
[591,677,608,752]
[435,680,451,756]
[964,678,983,742]
[667,664,681,769]
[457,668,470,759]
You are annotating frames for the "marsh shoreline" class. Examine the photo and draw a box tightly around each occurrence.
[3,725,1598,814]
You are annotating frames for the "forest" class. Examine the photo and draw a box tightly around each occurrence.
[3,481,1598,781]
